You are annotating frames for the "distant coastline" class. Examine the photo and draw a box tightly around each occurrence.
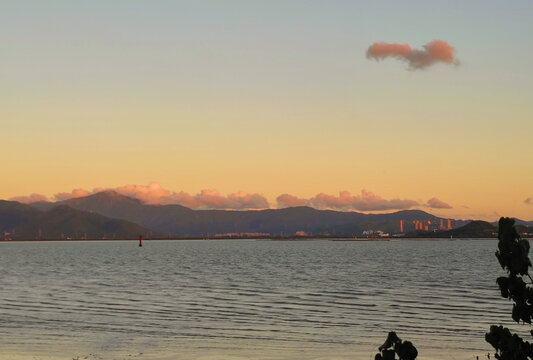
[2,236,509,242]
[2,191,532,241]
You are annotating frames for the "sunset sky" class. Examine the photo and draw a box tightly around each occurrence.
[1,1,532,220]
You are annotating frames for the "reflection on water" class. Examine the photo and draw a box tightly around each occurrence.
[0,239,519,359]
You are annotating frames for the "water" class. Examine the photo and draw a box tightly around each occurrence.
[0,239,524,360]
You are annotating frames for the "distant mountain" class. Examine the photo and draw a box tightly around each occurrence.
[39,191,463,237]
[0,200,41,231]
[491,218,533,227]
[408,220,497,238]
[58,191,194,235]
[0,200,157,240]
[29,201,60,212]
[515,224,533,235]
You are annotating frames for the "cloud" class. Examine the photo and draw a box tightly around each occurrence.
[108,182,172,204]
[276,194,310,208]
[10,184,452,213]
[54,188,92,201]
[169,189,270,210]
[51,182,270,210]
[525,198,532,205]
[366,40,459,69]
[312,190,418,211]
[426,197,452,209]
[9,193,50,203]
[278,190,418,211]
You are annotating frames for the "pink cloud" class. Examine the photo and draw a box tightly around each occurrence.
[173,189,269,210]
[10,184,450,213]
[366,42,412,59]
[9,193,50,203]
[367,40,459,69]
[426,197,452,209]
[112,182,172,204]
[276,194,310,208]
[54,188,92,201]
[226,191,269,210]
[279,190,418,211]
[51,182,269,210]
[312,190,418,211]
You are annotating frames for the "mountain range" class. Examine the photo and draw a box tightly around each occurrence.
[1,191,532,240]
[0,200,157,240]
[33,191,462,236]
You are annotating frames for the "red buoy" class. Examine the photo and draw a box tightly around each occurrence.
[139,235,143,247]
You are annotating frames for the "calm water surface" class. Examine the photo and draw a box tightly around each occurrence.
[0,239,524,360]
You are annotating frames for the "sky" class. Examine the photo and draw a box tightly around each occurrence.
[1,1,532,220]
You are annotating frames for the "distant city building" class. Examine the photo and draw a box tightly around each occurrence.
[362,230,390,238]
[447,219,452,230]
[412,219,445,232]
[399,220,404,233]
[214,232,270,238]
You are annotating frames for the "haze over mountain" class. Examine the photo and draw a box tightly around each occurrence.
[0,200,156,240]
[30,191,466,237]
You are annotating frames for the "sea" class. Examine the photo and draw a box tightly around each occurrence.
[0,239,526,360]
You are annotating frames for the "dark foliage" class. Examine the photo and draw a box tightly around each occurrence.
[375,331,418,360]
[485,217,533,359]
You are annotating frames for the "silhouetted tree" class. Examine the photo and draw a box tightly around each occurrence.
[375,331,418,360]
[375,217,533,359]
[486,217,533,359]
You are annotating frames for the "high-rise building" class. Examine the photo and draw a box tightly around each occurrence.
[447,219,452,230]
[440,219,445,230]
[399,220,404,233]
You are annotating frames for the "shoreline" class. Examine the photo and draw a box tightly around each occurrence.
[1,236,505,242]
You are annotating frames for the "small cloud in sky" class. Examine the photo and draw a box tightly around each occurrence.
[525,197,532,205]
[366,40,459,70]
[426,197,452,209]
[278,190,418,211]
[9,193,50,203]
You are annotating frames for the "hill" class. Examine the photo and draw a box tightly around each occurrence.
[491,218,533,227]
[0,200,157,240]
[516,224,533,236]
[37,191,461,237]
[408,220,497,238]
